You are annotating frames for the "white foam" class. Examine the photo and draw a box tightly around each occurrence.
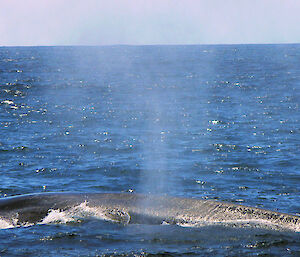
[39,201,115,226]
[0,214,29,229]
[41,209,77,224]
[0,219,15,229]
[176,218,300,232]
[2,100,14,105]
[0,201,130,230]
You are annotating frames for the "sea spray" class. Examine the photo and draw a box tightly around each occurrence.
[137,82,180,196]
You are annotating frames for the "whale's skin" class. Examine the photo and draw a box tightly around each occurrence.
[0,192,299,231]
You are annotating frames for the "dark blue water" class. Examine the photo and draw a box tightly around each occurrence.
[0,45,299,256]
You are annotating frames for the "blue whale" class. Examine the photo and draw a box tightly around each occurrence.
[0,192,299,231]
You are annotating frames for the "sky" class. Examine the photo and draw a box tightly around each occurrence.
[1,0,300,46]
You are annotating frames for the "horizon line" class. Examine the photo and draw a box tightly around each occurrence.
[1,42,300,48]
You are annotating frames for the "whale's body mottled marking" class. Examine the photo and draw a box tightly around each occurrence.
[0,192,299,231]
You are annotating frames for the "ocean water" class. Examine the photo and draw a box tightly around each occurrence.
[0,44,299,256]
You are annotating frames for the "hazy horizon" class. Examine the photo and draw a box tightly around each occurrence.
[1,0,300,47]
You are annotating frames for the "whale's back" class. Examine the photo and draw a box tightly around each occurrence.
[0,192,299,231]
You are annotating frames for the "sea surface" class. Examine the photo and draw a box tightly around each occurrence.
[0,44,299,256]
